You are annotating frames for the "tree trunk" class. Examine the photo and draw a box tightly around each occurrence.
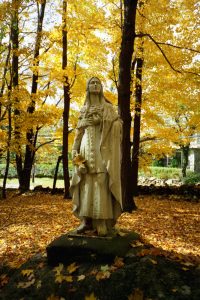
[11,0,23,188]
[0,32,11,161]
[132,44,144,196]
[19,0,46,192]
[62,0,71,199]
[0,34,11,120]
[52,155,63,194]
[2,95,12,199]
[118,0,138,211]
[181,145,190,177]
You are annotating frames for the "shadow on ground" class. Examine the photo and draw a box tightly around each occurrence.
[0,240,199,300]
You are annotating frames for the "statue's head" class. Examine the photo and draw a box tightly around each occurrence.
[87,77,102,94]
[84,77,105,105]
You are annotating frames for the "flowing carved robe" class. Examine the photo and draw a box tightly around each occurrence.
[70,101,123,224]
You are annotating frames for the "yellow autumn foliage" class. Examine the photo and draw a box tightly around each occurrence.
[0,0,199,172]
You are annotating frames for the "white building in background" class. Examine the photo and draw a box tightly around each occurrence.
[161,135,200,173]
[188,134,200,173]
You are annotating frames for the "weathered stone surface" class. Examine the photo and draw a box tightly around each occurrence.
[46,231,139,266]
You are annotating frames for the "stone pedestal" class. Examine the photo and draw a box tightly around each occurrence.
[46,231,139,266]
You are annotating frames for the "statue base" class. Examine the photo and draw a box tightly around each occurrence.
[46,230,139,266]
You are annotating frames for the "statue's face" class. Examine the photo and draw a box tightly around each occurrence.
[88,78,101,94]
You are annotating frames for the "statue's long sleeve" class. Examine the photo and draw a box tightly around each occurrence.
[72,128,84,152]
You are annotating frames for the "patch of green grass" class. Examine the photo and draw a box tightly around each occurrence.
[0,163,73,179]
[0,177,64,189]
[140,167,195,180]
[150,167,182,179]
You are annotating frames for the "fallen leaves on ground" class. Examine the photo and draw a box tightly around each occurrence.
[113,256,125,268]
[67,262,79,274]
[47,295,65,300]
[117,195,200,264]
[128,288,144,300]
[53,262,80,284]
[17,271,36,289]
[0,192,199,270]
[21,269,34,277]
[0,192,79,268]
[0,274,9,287]
[85,292,97,300]
[77,274,86,281]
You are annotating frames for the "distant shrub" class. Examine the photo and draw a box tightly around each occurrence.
[0,164,17,178]
[143,167,182,180]
[183,173,200,185]
[152,160,165,167]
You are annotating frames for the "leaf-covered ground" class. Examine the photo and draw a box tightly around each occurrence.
[0,192,200,299]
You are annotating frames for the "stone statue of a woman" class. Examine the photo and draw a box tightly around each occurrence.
[70,77,123,236]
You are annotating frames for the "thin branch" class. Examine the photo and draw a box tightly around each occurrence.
[35,138,59,151]
[19,53,33,65]
[41,45,52,55]
[140,136,157,143]
[110,1,121,10]
[156,41,200,54]
[42,81,51,91]
[130,136,159,147]
[139,33,182,73]
[20,75,32,80]
[42,81,51,105]
[36,125,43,131]
[0,109,8,122]
[19,3,35,14]
[136,33,200,76]
[110,56,119,90]
[112,56,117,84]
[20,31,37,34]
[56,96,63,107]
[136,7,151,24]
[70,54,79,88]
[20,73,49,79]
[0,47,8,56]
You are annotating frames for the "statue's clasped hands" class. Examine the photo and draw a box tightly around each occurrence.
[85,114,101,126]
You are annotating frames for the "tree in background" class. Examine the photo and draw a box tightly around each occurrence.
[0,0,199,196]
[0,0,61,192]
[118,0,138,211]
[130,0,200,186]
[62,0,70,198]
[0,1,12,198]
[0,0,109,194]
[151,73,200,177]
[131,39,144,196]
[18,0,47,192]
[44,0,108,195]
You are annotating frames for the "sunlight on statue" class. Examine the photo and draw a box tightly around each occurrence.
[70,77,123,236]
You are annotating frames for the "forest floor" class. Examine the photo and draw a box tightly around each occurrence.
[0,191,200,300]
